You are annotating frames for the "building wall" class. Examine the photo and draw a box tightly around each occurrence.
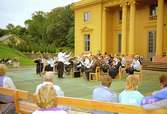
[74,0,167,57]
[105,6,122,55]
[135,3,156,57]
[164,1,167,55]
[105,8,114,54]
[74,3,102,55]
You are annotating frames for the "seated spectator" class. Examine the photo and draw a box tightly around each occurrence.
[119,75,144,106]
[0,64,16,99]
[0,64,16,114]
[33,83,67,114]
[35,72,64,97]
[141,74,167,109]
[92,75,118,114]
[35,72,69,110]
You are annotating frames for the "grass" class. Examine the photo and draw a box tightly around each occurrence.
[6,67,167,99]
[0,44,34,65]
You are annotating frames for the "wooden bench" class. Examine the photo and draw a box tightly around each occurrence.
[0,87,167,114]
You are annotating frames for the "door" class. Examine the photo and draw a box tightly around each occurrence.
[118,33,122,54]
[148,31,156,58]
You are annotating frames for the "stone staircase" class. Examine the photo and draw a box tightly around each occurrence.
[142,59,167,72]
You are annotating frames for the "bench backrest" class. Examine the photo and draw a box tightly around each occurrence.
[0,87,167,114]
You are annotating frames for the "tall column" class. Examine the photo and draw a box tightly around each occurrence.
[102,8,107,53]
[156,0,164,56]
[121,2,128,55]
[128,0,136,55]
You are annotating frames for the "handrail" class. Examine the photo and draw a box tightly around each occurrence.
[0,87,167,114]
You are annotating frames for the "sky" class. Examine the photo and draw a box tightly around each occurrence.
[0,0,79,28]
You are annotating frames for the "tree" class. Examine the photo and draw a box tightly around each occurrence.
[2,4,75,53]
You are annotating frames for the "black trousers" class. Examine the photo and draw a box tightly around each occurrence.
[57,62,64,78]
[85,68,91,80]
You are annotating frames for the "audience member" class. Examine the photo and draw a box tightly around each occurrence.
[35,72,64,96]
[92,75,118,114]
[119,75,144,106]
[141,74,167,109]
[33,83,67,114]
[0,64,16,114]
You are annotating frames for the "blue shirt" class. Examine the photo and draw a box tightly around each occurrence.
[153,87,167,100]
[92,85,118,114]
[119,90,144,106]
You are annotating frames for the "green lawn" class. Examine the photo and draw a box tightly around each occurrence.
[0,44,34,65]
[6,67,167,99]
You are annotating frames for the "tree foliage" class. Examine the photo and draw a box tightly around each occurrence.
[1,4,74,53]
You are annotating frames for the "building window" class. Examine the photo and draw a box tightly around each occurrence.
[118,33,122,53]
[84,34,90,51]
[84,12,91,22]
[119,10,122,22]
[148,31,156,54]
[149,3,157,20]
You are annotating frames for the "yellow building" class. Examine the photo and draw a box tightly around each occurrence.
[74,0,167,59]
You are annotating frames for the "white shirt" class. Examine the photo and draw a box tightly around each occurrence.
[83,58,93,69]
[131,59,141,71]
[121,57,126,67]
[2,76,16,89]
[113,57,119,66]
[47,59,55,67]
[58,52,70,63]
[35,82,64,96]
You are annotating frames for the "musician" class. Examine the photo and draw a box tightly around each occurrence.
[83,56,93,80]
[34,57,43,76]
[46,57,55,72]
[121,55,126,68]
[57,49,70,78]
[131,55,141,72]
[126,55,141,74]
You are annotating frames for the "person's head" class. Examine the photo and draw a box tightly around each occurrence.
[59,48,64,52]
[43,72,54,83]
[134,55,139,60]
[125,75,139,90]
[128,67,134,75]
[159,74,167,88]
[0,64,7,76]
[36,83,57,109]
[100,75,112,88]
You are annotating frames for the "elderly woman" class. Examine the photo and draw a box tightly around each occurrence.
[35,72,64,96]
[0,64,16,114]
[35,72,69,110]
[33,83,67,114]
[119,75,144,106]
[0,64,16,89]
